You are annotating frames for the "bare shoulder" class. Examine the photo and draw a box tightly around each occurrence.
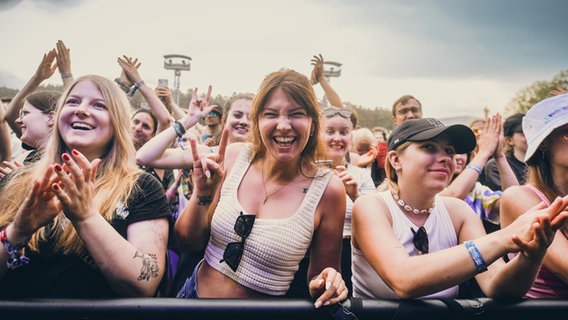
[353,192,389,221]
[223,142,246,171]
[501,184,542,224]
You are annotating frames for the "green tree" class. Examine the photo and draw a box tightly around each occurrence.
[505,69,568,115]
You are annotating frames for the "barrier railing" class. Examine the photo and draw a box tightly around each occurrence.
[1,297,567,320]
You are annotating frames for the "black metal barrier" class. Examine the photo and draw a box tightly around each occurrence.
[1,297,567,320]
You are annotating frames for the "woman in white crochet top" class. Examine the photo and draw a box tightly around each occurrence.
[174,69,348,308]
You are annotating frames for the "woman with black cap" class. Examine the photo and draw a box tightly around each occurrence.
[351,118,568,299]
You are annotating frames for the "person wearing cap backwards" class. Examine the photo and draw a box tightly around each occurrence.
[200,105,223,147]
[500,94,568,298]
[351,117,568,299]
[482,113,528,191]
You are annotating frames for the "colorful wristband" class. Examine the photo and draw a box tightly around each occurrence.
[466,164,482,175]
[465,240,487,273]
[0,228,30,270]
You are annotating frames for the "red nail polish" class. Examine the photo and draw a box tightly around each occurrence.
[72,149,79,156]
[62,154,71,161]
[55,164,62,171]
[53,184,59,190]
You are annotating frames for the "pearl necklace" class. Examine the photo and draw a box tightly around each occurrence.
[392,192,434,215]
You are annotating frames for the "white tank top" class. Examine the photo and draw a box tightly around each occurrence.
[352,190,458,299]
[204,143,332,295]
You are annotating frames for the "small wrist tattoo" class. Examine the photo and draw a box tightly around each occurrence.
[197,195,213,206]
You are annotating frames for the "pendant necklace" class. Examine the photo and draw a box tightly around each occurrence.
[261,160,292,204]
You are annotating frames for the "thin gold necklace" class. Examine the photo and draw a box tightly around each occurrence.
[261,159,292,204]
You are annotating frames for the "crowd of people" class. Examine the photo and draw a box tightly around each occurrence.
[1,41,568,309]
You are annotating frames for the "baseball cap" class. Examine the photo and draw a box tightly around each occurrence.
[523,93,568,162]
[503,113,525,137]
[387,118,476,154]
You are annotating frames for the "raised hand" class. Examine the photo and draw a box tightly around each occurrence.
[10,165,62,243]
[50,150,101,223]
[187,86,212,117]
[310,54,324,85]
[117,55,143,85]
[189,128,228,197]
[55,40,72,75]
[334,165,359,202]
[508,196,568,257]
[476,113,501,159]
[35,49,57,82]
[0,160,24,179]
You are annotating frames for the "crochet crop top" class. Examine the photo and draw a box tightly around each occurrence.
[203,143,332,296]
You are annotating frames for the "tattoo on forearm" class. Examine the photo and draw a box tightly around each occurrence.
[197,195,213,206]
[134,250,159,281]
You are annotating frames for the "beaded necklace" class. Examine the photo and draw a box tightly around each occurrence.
[392,191,434,215]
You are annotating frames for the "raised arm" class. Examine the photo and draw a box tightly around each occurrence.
[441,114,501,199]
[55,40,74,88]
[117,56,172,134]
[136,87,213,169]
[0,102,11,162]
[174,129,230,252]
[492,119,519,190]
[155,86,186,120]
[310,54,342,108]
[5,49,57,136]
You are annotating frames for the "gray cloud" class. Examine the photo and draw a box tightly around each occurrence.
[0,0,22,11]
[0,0,85,11]
[321,0,568,80]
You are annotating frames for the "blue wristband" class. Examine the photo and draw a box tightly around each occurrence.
[465,240,487,273]
[466,164,482,175]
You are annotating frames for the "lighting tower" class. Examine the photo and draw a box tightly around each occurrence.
[322,61,342,107]
[163,54,191,105]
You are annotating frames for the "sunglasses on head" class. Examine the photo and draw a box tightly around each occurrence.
[220,211,256,271]
[411,226,429,254]
[323,107,352,119]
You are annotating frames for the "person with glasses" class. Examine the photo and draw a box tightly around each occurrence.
[351,117,568,299]
[2,45,67,168]
[200,105,223,147]
[500,94,568,298]
[391,94,422,126]
[175,69,348,308]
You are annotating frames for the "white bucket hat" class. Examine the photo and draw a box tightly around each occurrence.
[523,93,568,162]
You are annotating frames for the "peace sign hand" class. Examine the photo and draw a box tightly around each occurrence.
[190,128,229,201]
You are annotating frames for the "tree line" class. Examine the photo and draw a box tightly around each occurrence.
[2,68,566,130]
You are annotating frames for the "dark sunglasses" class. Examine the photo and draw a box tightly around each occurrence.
[411,226,429,254]
[323,107,352,118]
[206,111,220,118]
[220,212,255,271]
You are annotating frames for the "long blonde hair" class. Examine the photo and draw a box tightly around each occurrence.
[0,75,141,255]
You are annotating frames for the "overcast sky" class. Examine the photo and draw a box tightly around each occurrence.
[1,0,566,119]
